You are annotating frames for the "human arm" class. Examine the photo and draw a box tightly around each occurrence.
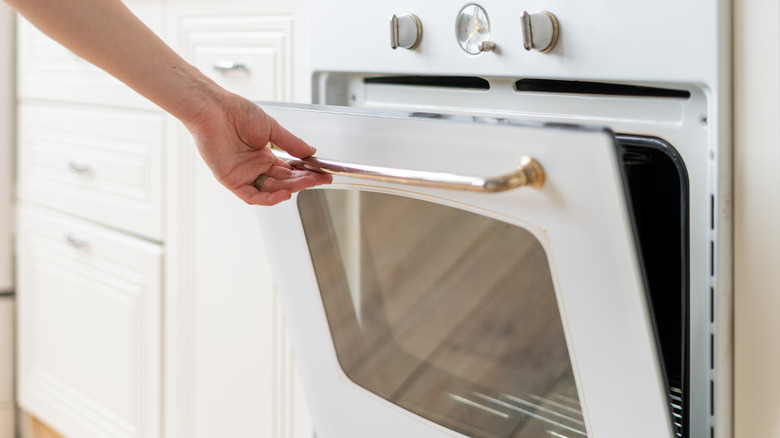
[4,0,331,205]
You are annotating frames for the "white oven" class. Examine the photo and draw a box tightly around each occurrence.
[257,1,731,437]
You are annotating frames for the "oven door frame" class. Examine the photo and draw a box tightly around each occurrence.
[257,103,676,438]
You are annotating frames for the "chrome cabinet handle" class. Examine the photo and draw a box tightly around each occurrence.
[271,149,544,192]
[213,61,248,72]
[66,233,90,248]
[68,160,92,173]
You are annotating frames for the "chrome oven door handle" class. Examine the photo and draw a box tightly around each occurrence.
[271,149,545,192]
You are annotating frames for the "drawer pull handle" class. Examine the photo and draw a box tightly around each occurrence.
[68,160,92,173]
[271,149,545,192]
[66,234,90,249]
[213,61,248,73]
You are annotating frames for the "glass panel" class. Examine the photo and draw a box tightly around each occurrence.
[299,190,588,438]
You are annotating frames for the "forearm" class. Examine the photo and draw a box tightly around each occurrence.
[5,0,217,124]
[5,0,331,205]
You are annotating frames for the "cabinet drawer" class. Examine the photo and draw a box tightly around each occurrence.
[181,16,295,101]
[16,0,163,109]
[16,204,161,438]
[18,104,165,241]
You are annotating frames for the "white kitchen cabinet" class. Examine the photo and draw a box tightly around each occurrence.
[16,0,313,437]
[163,2,312,437]
[16,0,163,110]
[0,297,13,438]
[15,2,166,437]
[17,104,165,241]
[16,204,162,438]
[181,15,296,102]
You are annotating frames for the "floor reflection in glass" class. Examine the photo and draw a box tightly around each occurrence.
[299,189,588,438]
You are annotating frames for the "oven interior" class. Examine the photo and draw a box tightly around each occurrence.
[619,136,689,438]
[306,75,691,437]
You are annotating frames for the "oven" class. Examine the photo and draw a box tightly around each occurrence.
[256,1,731,437]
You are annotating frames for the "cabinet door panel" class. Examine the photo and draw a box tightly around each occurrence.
[181,16,295,101]
[164,7,312,438]
[16,0,163,109]
[17,104,165,241]
[0,297,13,438]
[17,205,161,438]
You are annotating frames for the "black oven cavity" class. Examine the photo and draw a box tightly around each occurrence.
[618,135,689,437]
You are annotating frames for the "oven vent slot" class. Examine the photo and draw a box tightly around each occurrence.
[364,76,490,90]
[515,79,691,99]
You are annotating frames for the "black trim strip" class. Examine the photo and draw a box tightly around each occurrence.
[364,76,490,90]
[516,79,691,99]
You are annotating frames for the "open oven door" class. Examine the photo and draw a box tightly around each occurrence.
[256,103,676,438]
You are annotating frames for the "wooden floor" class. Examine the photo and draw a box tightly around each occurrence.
[28,416,65,438]
[299,190,587,438]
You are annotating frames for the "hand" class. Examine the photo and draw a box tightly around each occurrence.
[183,89,332,206]
[4,0,331,206]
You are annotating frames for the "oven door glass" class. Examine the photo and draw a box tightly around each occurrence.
[257,103,675,438]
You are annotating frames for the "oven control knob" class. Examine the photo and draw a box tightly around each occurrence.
[520,11,559,53]
[390,13,422,50]
[477,41,496,52]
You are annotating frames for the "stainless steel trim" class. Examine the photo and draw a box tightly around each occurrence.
[520,11,533,51]
[271,148,545,192]
[390,14,399,49]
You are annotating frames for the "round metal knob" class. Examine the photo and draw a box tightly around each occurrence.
[520,11,559,53]
[390,13,422,50]
[477,41,496,52]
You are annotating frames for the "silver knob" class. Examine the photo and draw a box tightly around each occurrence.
[390,13,422,50]
[520,11,559,53]
[477,41,496,52]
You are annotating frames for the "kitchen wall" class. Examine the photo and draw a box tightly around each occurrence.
[734,0,780,436]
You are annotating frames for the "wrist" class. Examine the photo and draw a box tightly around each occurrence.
[166,63,228,127]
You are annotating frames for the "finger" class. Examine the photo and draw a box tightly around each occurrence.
[262,165,331,188]
[267,116,317,158]
[265,165,294,180]
[234,185,292,206]
[261,172,331,194]
[251,190,292,206]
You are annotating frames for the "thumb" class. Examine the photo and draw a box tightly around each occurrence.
[267,115,316,158]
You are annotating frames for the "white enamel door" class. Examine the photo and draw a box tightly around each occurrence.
[257,103,675,438]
